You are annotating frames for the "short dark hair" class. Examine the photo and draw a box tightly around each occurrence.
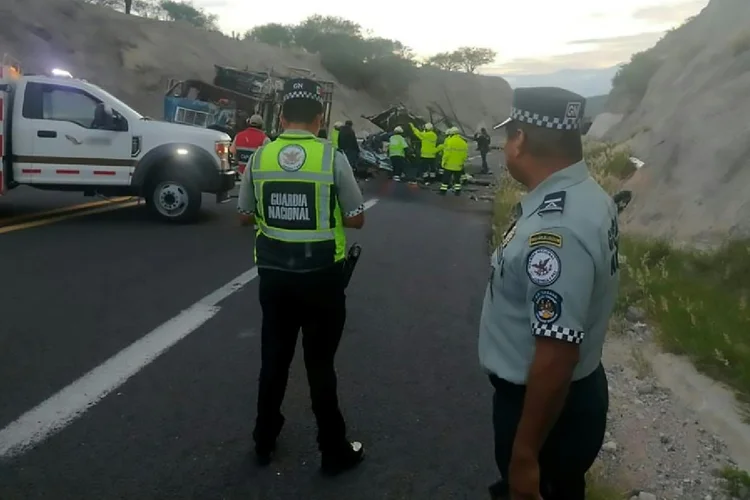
[281,99,323,124]
[505,120,582,161]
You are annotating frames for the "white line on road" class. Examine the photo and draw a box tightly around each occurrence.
[0,197,380,460]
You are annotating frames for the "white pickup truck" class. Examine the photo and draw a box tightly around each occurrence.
[0,56,236,223]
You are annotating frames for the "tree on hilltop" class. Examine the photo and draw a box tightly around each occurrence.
[159,1,218,30]
[426,47,497,73]
[453,46,497,73]
[425,51,463,71]
[293,15,362,54]
[244,23,295,47]
[82,0,208,24]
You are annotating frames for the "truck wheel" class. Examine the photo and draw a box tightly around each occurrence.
[144,171,202,223]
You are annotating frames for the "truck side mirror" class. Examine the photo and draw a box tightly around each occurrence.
[94,102,115,129]
[113,111,128,132]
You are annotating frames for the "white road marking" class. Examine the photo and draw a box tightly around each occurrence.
[0,305,219,458]
[0,197,380,460]
[363,198,379,211]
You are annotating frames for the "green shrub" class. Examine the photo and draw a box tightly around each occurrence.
[717,465,750,498]
[617,236,750,399]
[612,50,663,102]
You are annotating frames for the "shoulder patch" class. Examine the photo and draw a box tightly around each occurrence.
[526,247,561,286]
[529,232,562,248]
[536,191,566,216]
[532,289,563,324]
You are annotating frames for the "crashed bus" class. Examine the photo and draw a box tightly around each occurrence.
[164,65,334,138]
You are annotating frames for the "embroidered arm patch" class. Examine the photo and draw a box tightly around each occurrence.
[526,247,561,287]
[529,231,563,248]
[531,289,585,344]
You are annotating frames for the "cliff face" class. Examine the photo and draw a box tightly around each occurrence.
[601,0,750,244]
[0,0,512,134]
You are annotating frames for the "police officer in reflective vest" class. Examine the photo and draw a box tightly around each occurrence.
[479,87,619,500]
[231,114,270,174]
[236,77,366,475]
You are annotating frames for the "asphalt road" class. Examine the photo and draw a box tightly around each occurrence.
[0,157,501,500]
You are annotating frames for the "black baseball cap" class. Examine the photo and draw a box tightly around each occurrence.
[282,77,324,104]
[494,87,586,131]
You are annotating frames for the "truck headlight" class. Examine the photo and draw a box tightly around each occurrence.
[214,141,230,170]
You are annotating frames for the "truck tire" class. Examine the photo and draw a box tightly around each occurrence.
[144,169,202,223]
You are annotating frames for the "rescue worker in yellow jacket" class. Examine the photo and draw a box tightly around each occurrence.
[409,122,438,183]
[437,127,469,195]
[388,126,409,182]
[331,121,342,149]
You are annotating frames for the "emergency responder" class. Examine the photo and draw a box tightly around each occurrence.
[338,120,360,171]
[437,127,468,195]
[236,77,366,476]
[474,127,492,174]
[388,126,409,182]
[230,114,270,174]
[331,121,342,149]
[409,122,438,183]
[479,87,618,500]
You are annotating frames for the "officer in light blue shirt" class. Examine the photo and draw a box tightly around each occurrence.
[479,87,620,500]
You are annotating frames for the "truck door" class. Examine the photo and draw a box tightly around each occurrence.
[24,82,133,186]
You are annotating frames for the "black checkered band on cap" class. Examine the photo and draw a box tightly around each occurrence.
[510,106,581,130]
[283,90,324,104]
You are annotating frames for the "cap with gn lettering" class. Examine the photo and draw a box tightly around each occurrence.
[493,87,586,131]
[282,77,324,104]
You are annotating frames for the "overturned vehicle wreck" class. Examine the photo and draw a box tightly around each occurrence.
[356,103,474,173]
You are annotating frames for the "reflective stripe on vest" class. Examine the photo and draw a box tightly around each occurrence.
[251,133,346,270]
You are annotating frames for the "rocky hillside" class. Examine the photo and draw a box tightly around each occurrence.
[0,0,512,134]
[596,0,750,245]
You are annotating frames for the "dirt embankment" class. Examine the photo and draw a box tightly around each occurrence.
[0,0,512,134]
[597,0,750,245]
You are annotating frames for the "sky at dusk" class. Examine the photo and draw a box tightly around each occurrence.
[194,0,709,74]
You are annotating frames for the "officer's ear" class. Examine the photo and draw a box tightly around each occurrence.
[312,112,323,132]
[504,123,526,157]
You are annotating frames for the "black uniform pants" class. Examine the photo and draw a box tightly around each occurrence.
[344,149,359,171]
[440,169,462,191]
[488,364,609,500]
[420,157,437,179]
[253,264,349,455]
[480,150,489,173]
[390,156,406,178]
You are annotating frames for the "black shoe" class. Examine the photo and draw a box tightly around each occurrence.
[488,479,509,499]
[320,441,365,476]
[254,442,276,466]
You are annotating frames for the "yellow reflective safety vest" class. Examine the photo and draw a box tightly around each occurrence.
[331,128,340,149]
[439,134,469,171]
[409,123,438,158]
[388,133,408,157]
[251,132,347,271]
